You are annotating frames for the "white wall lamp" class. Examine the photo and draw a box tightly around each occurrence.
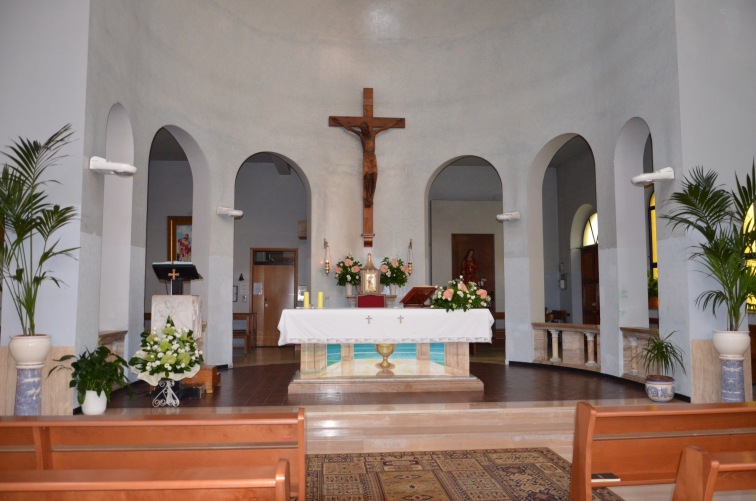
[216,206,244,219]
[496,211,521,222]
[89,156,137,176]
[631,166,674,187]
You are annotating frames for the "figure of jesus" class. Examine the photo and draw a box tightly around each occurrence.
[330,117,403,208]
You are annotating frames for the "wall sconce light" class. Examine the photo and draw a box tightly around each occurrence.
[496,211,521,222]
[216,206,244,219]
[323,238,331,275]
[238,273,244,282]
[407,239,414,275]
[89,156,137,176]
[631,166,675,187]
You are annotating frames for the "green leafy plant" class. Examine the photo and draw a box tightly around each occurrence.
[647,271,658,297]
[0,124,78,336]
[379,256,408,287]
[663,164,756,331]
[640,331,686,378]
[49,346,132,405]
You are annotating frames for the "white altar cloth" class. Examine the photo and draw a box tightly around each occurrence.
[278,308,493,345]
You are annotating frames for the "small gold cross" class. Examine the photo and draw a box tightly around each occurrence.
[168,269,180,280]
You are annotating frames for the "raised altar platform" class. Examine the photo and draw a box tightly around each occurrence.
[278,308,493,393]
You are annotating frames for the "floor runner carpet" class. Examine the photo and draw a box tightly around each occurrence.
[306,448,623,500]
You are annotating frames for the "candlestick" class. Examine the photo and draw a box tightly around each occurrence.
[303,291,310,309]
[317,291,324,308]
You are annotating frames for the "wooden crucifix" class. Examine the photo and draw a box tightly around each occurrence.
[329,88,405,247]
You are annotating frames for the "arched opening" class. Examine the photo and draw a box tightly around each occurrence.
[99,104,135,332]
[427,155,503,312]
[540,136,596,325]
[233,152,309,351]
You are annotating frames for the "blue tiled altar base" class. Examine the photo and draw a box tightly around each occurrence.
[327,343,445,366]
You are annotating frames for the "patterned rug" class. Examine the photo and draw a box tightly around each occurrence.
[306,448,623,500]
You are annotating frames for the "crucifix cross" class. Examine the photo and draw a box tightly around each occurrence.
[365,315,373,325]
[168,269,180,280]
[329,88,405,247]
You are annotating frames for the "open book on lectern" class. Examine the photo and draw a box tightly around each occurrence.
[152,262,203,282]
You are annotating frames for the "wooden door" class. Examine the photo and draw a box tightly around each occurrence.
[451,234,495,307]
[581,245,600,324]
[251,249,297,347]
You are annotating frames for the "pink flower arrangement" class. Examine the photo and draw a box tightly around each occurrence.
[431,276,491,312]
[334,254,362,287]
[379,256,408,287]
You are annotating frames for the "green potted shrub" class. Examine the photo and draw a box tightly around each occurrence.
[640,331,686,402]
[647,271,658,310]
[0,124,78,415]
[663,165,755,398]
[49,346,132,415]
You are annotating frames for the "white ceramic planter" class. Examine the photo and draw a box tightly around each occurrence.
[645,376,675,402]
[8,334,51,369]
[712,330,751,358]
[81,390,108,415]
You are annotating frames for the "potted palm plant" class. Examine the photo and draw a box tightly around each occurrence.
[663,165,755,356]
[0,124,78,415]
[640,331,686,402]
[49,346,132,415]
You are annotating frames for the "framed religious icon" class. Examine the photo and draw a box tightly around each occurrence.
[168,216,192,262]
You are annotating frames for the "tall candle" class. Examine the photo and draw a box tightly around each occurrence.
[317,291,324,308]
[303,291,310,308]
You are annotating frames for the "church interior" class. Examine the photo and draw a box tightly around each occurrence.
[1,1,756,499]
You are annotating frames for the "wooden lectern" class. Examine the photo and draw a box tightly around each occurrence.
[152,262,202,295]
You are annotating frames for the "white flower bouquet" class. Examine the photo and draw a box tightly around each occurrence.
[129,316,203,386]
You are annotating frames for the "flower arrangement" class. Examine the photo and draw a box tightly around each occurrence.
[430,277,491,312]
[379,256,409,287]
[334,254,362,286]
[129,316,203,386]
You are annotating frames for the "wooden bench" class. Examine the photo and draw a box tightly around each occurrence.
[672,446,756,500]
[570,401,756,500]
[0,409,305,500]
[0,458,290,500]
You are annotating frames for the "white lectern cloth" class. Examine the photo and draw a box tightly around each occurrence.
[278,308,493,345]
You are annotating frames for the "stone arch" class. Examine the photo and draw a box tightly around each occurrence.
[614,117,653,327]
[99,103,135,332]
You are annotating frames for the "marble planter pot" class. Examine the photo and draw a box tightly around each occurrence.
[713,330,751,402]
[81,390,108,415]
[8,334,52,416]
[645,375,675,402]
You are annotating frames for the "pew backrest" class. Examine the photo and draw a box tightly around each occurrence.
[0,408,305,499]
[570,401,756,501]
[672,446,756,501]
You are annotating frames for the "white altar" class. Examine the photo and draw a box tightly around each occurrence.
[278,308,493,393]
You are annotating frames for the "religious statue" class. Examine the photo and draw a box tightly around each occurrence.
[461,249,478,284]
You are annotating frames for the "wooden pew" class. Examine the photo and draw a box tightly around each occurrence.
[0,409,305,500]
[570,401,756,500]
[0,458,290,500]
[672,446,756,500]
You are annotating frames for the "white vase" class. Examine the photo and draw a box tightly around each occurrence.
[346,283,353,296]
[81,390,108,415]
[9,334,51,369]
[389,284,397,296]
[712,330,751,358]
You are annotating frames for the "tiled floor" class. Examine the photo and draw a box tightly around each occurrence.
[108,345,652,408]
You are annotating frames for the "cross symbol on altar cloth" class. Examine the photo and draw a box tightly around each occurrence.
[168,268,180,280]
[397,315,404,324]
[365,315,373,325]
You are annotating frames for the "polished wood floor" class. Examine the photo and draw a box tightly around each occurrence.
[109,345,651,408]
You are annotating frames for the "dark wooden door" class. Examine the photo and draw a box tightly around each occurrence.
[251,249,297,347]
[451,234,495,306]
[581,245,600,324]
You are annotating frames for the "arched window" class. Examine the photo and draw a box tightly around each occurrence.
[583,212,598,246]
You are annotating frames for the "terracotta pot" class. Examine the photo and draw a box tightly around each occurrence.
[648,296,659,311]
[8,334,51,369]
